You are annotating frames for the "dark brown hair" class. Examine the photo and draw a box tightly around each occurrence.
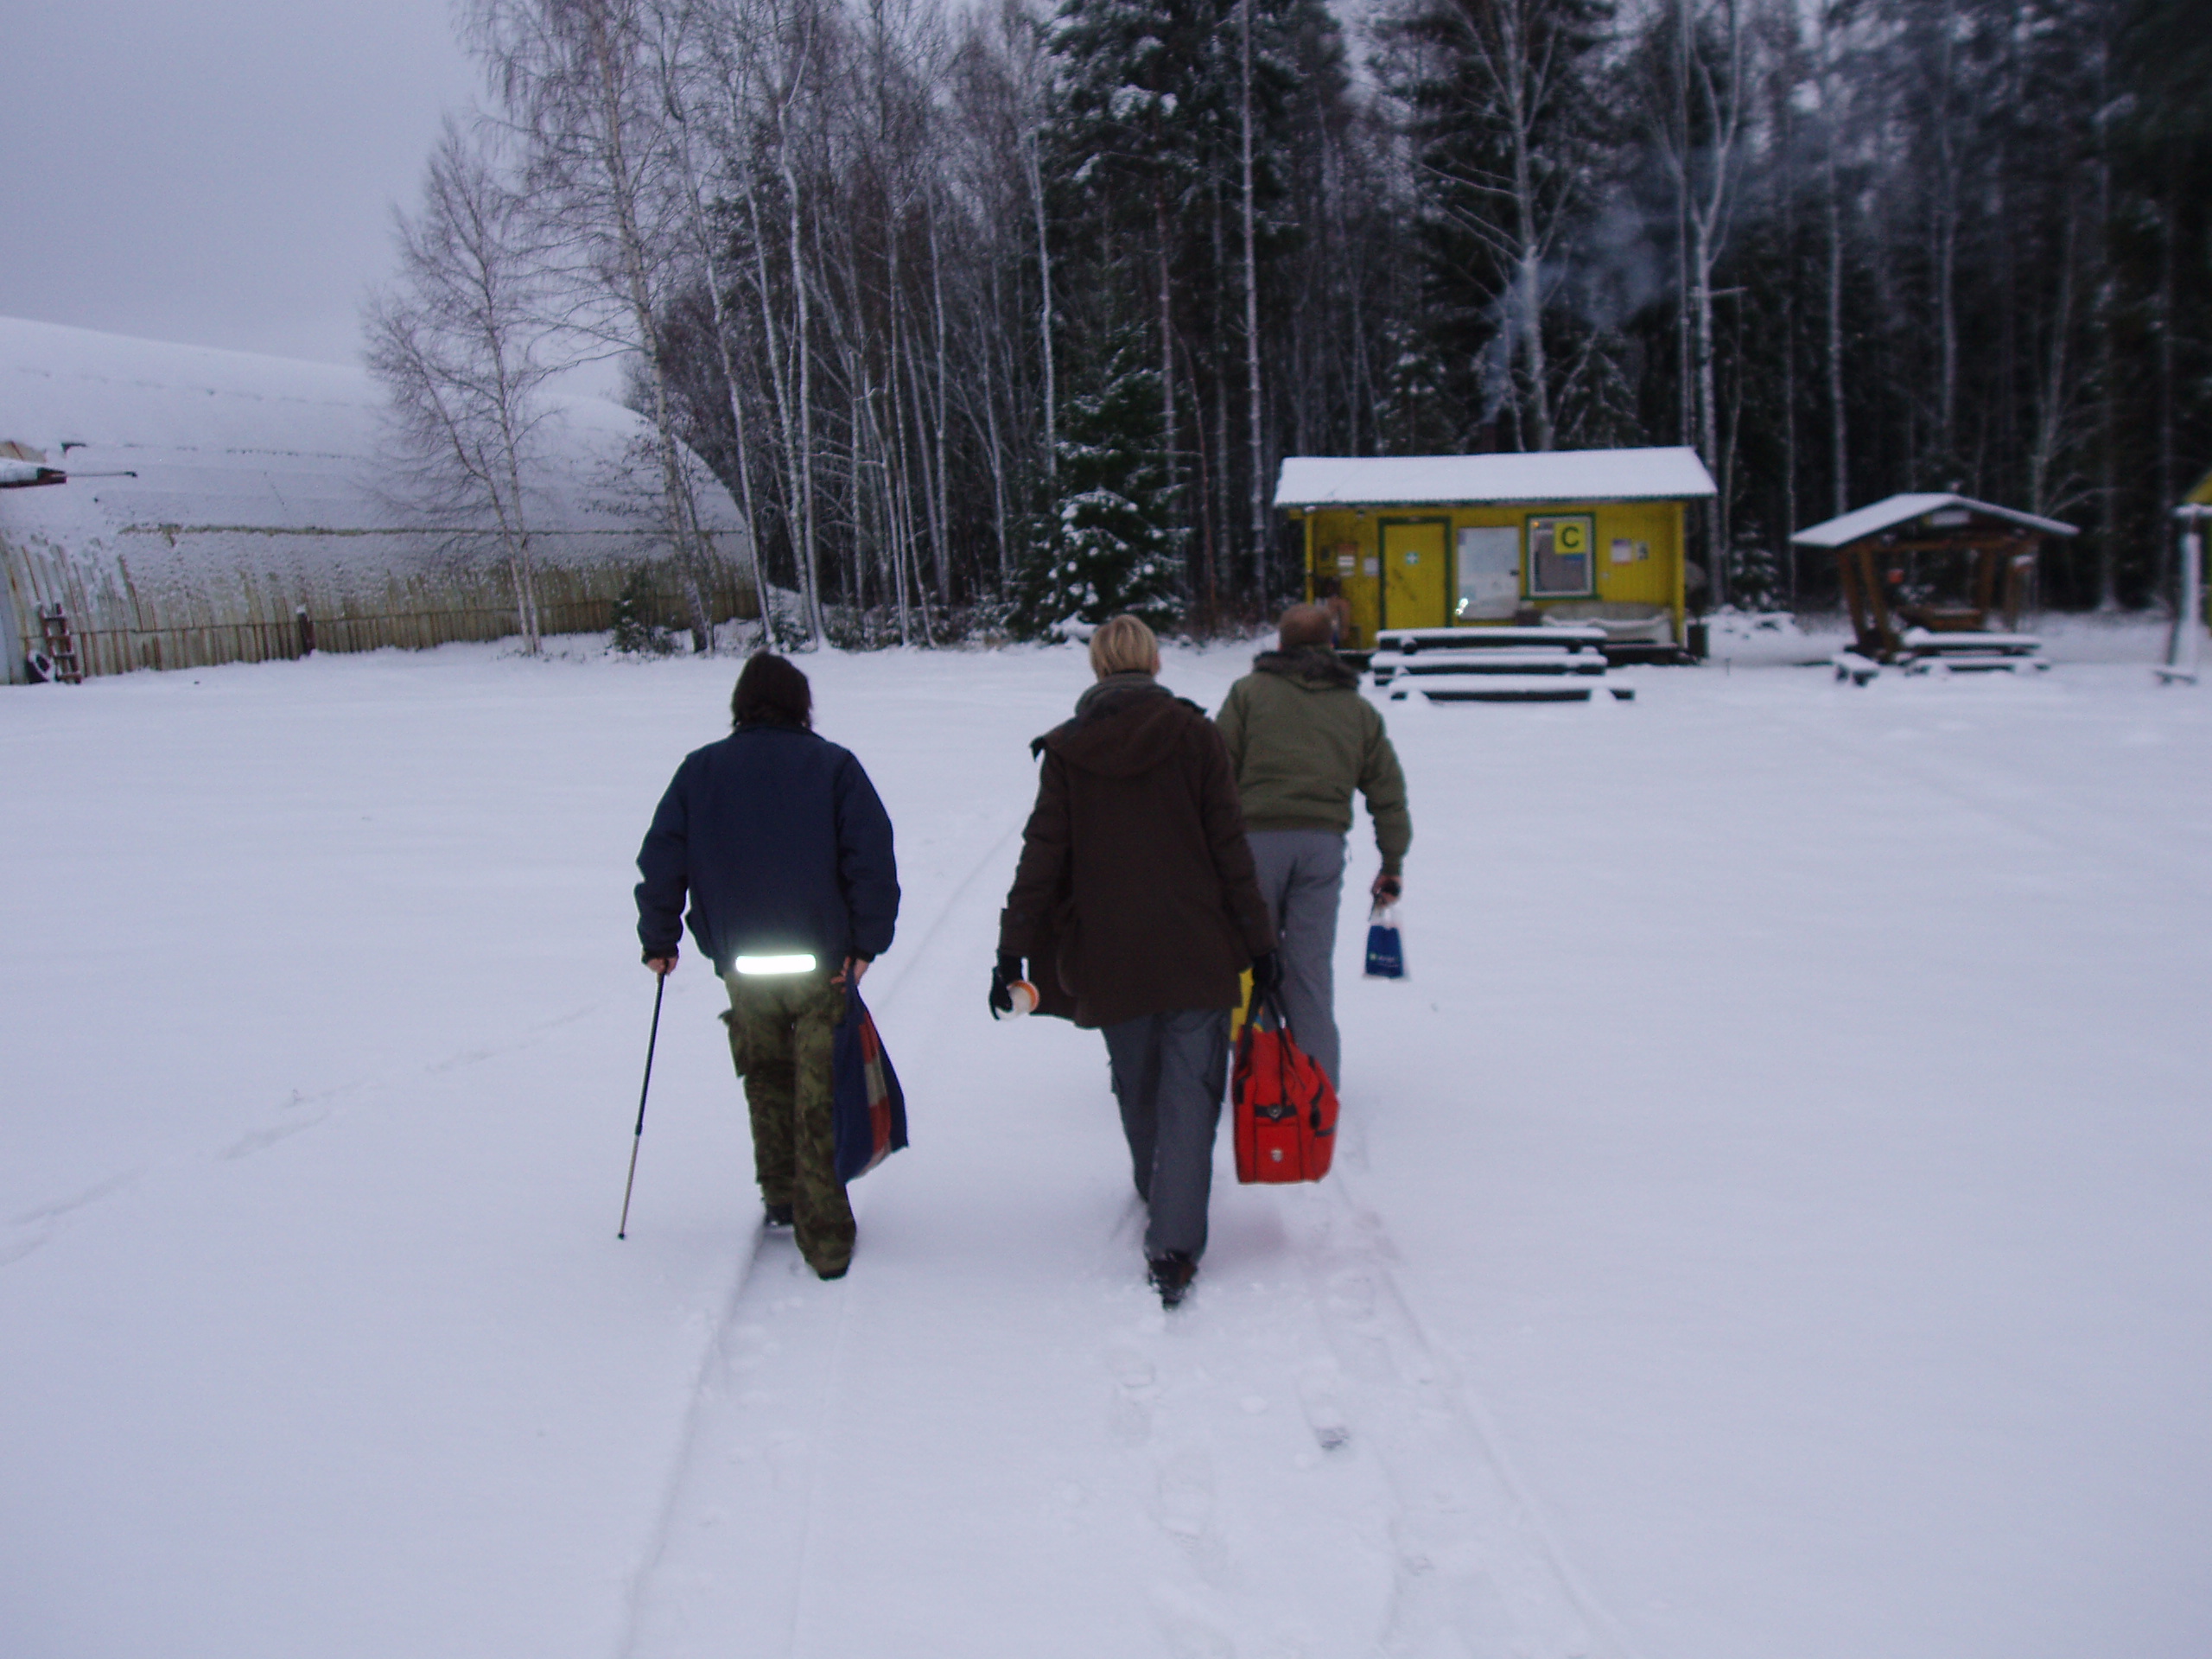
[731,652,813,729]
[1278,603,1337,650]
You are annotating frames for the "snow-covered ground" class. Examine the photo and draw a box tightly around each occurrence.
[5,626,2209,1659]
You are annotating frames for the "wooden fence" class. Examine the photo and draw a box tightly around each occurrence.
[3,524,754,682]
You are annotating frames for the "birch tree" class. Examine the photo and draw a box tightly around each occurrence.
[467,0,721,648]
[398,0,2210,632]
[1640,0,1754,599]
[365,121,558,652]
[652,0,776,641]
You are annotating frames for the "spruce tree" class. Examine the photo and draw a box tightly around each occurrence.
[1044,0,1344,606]
[609,565,675,655]
[1015,340,1185,634]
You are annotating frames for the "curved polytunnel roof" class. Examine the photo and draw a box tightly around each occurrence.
[0,315,744,557]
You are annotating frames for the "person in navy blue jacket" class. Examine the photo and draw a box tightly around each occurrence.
[635,653,899,1278]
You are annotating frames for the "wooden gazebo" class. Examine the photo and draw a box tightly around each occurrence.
[1792,493,2078,665]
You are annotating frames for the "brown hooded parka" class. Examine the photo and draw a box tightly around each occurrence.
[999,673,1276,1029]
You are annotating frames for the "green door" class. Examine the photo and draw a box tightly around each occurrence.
[1380,518,1449,630]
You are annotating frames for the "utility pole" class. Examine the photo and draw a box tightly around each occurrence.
[2158,505,2207,684]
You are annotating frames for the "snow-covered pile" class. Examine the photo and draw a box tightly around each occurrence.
[3,644,2208,1658]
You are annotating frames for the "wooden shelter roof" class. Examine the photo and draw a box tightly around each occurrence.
[1792,493,2076,550]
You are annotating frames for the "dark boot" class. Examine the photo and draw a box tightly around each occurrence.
[1147,1251,1198,1309]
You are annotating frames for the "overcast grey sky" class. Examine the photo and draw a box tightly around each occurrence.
[3,0,484,368]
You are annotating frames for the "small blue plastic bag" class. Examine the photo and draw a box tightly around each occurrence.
[1363,903,1405,979]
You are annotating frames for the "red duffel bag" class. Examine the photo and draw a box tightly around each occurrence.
[1232,992,1339,1184]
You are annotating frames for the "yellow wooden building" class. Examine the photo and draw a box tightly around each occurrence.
[1274,448,1718,652]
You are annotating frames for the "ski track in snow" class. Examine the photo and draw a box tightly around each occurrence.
[1,1170,145,1267]
[0,1000,608,1270]
[617,807,1630,1659]
[615,812,1026,1659]
[620,1160,1630,1659]
[14,643,2210,1659]
[1756,692,2212,906]
[1293,1172,1637,1659]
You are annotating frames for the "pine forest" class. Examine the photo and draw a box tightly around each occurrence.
[368,0,2212,646]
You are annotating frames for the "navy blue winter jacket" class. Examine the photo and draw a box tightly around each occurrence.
[634,723,899,974]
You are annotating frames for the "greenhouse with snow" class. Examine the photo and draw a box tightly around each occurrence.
[0,318,753,683]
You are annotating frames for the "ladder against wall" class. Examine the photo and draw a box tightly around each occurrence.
[37,603,83,683]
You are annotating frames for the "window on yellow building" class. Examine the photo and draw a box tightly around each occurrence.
[1527,514,1595,596]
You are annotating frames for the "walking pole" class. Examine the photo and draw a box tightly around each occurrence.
[617,971,668,1239]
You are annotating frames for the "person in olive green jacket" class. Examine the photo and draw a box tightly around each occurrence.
[1214,605,1411,1089]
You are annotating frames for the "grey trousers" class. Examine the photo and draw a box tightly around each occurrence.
[1244,829,1346,1090]
[1102,1008,1230,1260]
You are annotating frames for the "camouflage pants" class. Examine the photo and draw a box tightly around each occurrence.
[721,969,855,1278]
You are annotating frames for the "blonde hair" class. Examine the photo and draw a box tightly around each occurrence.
[1088,614,1160,678]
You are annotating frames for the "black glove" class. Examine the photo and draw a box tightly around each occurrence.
[1372,873,1402,903]
[989,951,1024,1018]
[1250,950,1283,996]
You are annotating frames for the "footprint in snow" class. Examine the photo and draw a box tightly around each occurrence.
[1154,1451,1214,1540]
[1326,1269,1380,1325]
[1108,1346,1157,1446]
[1153,1450,1233,1583]
[1378,1539,1533,1659]
[1148,1584,1239,1659]
[1298,1362,1353,1453]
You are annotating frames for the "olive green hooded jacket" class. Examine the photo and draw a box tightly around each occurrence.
[1213,648,1411,874]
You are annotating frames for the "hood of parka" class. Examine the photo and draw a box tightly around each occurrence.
[1252,645,1359,691]
[1042,673,1199,779]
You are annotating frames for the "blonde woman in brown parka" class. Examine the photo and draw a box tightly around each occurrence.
[994,616,1278,1306]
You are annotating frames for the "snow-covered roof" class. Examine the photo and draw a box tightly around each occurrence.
[1274,448,1717,508]
[0,315,743,542]
[1791,493,2076,549]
